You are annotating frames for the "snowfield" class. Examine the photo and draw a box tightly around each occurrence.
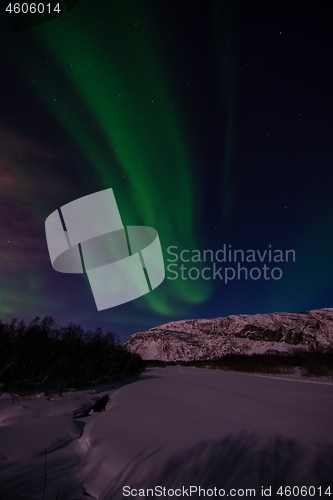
[0,367,332,499]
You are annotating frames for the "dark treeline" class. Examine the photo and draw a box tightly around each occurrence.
[0,316,145,396]
[145,351,333,377]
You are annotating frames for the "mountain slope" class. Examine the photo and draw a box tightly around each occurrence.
[123,308,333,362]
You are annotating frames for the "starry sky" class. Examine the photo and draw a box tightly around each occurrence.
[0,0,332,342]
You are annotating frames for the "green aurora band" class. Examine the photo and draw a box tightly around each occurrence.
[8,1,224,315]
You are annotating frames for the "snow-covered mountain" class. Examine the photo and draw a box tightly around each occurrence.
[124,308,333,361]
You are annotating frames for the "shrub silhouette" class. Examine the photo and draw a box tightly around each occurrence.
[0,316,144,396]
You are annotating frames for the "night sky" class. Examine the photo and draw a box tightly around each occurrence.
[1,0,332,342]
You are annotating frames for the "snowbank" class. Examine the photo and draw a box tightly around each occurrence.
[0,367,332,499]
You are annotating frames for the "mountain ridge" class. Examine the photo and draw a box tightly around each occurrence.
[123,308,333,362]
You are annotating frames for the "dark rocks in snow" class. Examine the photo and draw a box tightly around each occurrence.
[74,394,110,418]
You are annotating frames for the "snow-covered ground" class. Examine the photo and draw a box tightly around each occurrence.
[0,367,332,499]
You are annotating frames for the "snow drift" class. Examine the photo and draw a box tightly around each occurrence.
[0,367,332,499]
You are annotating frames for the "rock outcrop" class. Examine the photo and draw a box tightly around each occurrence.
[123,308,333,361]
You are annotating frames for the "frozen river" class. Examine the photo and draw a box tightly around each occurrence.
[0,366,332,499]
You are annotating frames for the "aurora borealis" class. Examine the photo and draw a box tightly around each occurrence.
[1,0,333,341]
